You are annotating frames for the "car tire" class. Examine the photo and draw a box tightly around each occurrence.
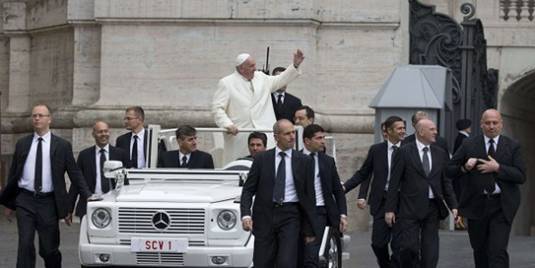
[319,228,342,268]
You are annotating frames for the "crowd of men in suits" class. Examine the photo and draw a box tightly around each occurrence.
[0,49,527,268]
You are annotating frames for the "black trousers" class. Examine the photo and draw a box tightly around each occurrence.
[302,206,328,268]
[15,190,62,268]
[371,197,400,268]
[253,203,301,268]
[467,195,511,268]
[397,199,440,268]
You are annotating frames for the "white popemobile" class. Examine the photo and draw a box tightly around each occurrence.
[79,125,349,267]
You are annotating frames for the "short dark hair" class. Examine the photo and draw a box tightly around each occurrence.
[126,106,145,121]
[411,111,427,125]
[175,125,196,140]
[303,124,325,140]
[272,66,286,75]
[384,116,405,131]
[248,131,267,147]
[297,105,315,119]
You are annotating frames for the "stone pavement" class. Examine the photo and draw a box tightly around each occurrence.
[0,217,534,267]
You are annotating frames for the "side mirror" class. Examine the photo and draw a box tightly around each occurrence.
[103,160,124,179]
[103,160,126,190]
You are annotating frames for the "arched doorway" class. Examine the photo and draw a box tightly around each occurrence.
[500,70,535,236]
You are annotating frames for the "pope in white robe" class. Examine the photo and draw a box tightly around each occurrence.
[212,50,304,164]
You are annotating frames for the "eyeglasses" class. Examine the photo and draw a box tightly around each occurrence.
[124,117,139,121]
[32,114,50,119]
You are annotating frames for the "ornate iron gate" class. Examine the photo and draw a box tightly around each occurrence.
[409,0,498,142]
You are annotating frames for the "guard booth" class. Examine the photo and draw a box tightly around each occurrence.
[369,65,455,148]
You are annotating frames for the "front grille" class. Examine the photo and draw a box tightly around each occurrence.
[136,252,184,265]
[119,239,205,247]
[118,207,205,234]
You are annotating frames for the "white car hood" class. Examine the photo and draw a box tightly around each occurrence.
[116,182,241,203]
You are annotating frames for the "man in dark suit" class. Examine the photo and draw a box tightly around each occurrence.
[301,124,347,267]
[402,111,450,155]
[453,119,471,153]
[343,115,406,268]
[240,119,317,268]
[271,66,303,123]
[452,118,472,229]
[294,105,315,128]
[239,131,267,160]
[68,120,129,219]
[385,119,458,268]
[0,104,92,268]
[447,109,525,268]
[116,106,147,168]
[158,125,214,169]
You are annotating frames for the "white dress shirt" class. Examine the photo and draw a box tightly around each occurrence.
[416,139,434,199]
[130,129,146,168]
[94,144,110,195]
[275,147,298,203]
[385,141,401,191]
[19,132,53,193]
[178,151,191,167]
[484,135,502,194]
[273,91,286,104]
[303,148,325,206]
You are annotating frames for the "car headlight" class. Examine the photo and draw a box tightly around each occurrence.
[216,210,237,230]
[91,208,111,229]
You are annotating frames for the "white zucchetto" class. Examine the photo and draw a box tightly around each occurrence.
[235,53,251,66]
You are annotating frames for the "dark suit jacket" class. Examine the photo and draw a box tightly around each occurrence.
[68,145,129,217]
[240,149,317,237]
[453,132,468,153]
[271,92,302,122]
[446,135,525,223]
[403,134,450,157]
[343,141,390,216]
[0,134,91,219]
[157,150,214,169]
[315,152,347,229]
[385,142,457,220]
[115,130,148,167]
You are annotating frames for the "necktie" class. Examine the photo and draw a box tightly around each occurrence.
[485,139,496,193]
[422,147,431,177]
[277,93,283,106]
[100,148,110,193]
[273,152,286,204]
[131,135,138,168]
[392,145,399,159]
[488,139,496,158]
[34,137,43,193]
[181,155,188,168]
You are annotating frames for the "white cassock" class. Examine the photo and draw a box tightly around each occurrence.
[212,64,301,164]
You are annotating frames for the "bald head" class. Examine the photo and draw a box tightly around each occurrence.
[92,120,110,148]
[480,109,503,138]
[273,119,296,150]
[415,119,437,145]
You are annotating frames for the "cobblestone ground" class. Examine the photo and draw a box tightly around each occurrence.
[1,217,534,267]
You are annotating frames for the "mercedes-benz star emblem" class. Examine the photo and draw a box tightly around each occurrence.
[152,211,171,231]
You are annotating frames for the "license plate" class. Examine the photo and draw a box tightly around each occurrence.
[130,238,188,252]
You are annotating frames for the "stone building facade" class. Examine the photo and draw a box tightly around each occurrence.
[1,0,534,235]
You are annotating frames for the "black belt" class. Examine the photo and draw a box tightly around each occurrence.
[273,202,298,208]
[19,188,54,198]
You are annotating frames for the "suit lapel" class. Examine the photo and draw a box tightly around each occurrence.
[429,146,440,178]
[50,134,59,169]
[267,149,276,186]
[494,136,506,162]
[318,153,329,195]
[291,150,299,182]
[188,151,197,168]
[89,146,97,189]
[380,142,389,180]
[477,135,488,159]
[20,135,33,162]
